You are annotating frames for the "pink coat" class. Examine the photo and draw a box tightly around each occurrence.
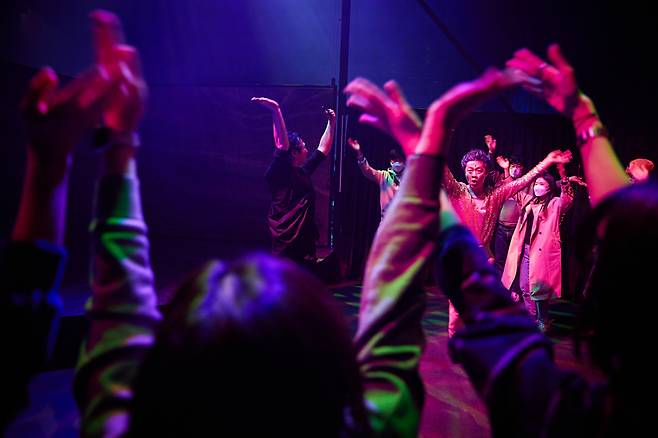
[501,183,574,298]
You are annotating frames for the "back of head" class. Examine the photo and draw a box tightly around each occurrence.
[129,254,367,436]
[628,158,654,172]
[577,181,658,422]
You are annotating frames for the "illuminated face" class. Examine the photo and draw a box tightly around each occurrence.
[510,163,524,179]
[464,160,486,190]
[533,177,550,197]
[390,160,405,173]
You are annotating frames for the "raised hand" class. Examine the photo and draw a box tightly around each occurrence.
[251,97,280,111]
[569,176,587,187]
[21,66,118,168]
[344,78,422,157]
[506,44,596,121]
[485,135,497,155]
[347,138,361,152]
[496,156,510,169]
[324,108,336,123]
[546,149,573,166]
[92,10,147,135]
[415,68,523,156]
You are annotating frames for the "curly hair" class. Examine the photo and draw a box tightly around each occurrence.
[460,149,492,171]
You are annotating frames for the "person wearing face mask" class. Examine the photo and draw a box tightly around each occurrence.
[501,161,578,332]
[491,156,529,278]
[348,138,405,218]
[441,149,571,336]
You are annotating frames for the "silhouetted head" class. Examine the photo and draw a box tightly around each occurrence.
[625,158,654,183]
[288,131,309,166]
[577,181,658,381]
[129,253,368,436]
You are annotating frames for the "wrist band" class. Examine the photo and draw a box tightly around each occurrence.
[93,126,141,150]
[576,123,608,147]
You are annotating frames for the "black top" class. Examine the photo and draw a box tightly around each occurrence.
[265,148,326,258]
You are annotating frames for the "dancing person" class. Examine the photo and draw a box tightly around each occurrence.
[73,10,464,437]
[430,43,642,437]
[348,138,405,217]
[491,155,528,276]
[252,97,336,268]
[501,162,577,332]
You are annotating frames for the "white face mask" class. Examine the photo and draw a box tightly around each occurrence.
[533,185,549,197]
[510,167,522,178]
[391,161,405,173]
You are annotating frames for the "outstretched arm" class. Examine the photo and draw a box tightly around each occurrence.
[349,67,522,436]
[72,11,156,438]
[348,137,382,183]
[494,150,571,200]
[507,44,628,205]
[317,108,336,156]
[1,10,125,428]
[251,97,289,151]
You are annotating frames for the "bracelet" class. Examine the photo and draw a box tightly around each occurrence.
[576,122,608,147]
[357,155,366,163]
[93,127,141,150]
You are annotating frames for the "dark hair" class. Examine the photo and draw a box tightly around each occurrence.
[576,181,658,373]
[129,253,368,436]
[389,149,404,162]
[288,132,304,152]
[508,155,524,168]
[529,173,557,211]
[460,149,491,171]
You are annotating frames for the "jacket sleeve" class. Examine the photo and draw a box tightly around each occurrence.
[74,175,161,438]
[436,224,600,436]
[355,154,442,437]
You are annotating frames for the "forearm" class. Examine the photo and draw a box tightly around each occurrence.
[572,95,628,206]
[317,119,335,155]
[12,151,72,245]
[356,154,442,436]
[498,157,551,199]
[357,155,379,182]
[75,168,160,436]
[271,106,289,151]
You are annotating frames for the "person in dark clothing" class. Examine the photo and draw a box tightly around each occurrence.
[252,97,335,266]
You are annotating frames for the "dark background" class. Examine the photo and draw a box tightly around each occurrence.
[2,0,656,298]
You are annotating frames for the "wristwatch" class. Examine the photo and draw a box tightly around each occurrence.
[93,126,141,150]
[576,122,607,147]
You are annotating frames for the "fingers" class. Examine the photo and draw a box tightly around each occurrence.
[21,67,59,116]
[344,77,390,114]
[512,48,547,74]
[383,80,408,108]
[115,45,147,104]
[547,44,572,73]
[358,113,385,132]
[91,10,125,68]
